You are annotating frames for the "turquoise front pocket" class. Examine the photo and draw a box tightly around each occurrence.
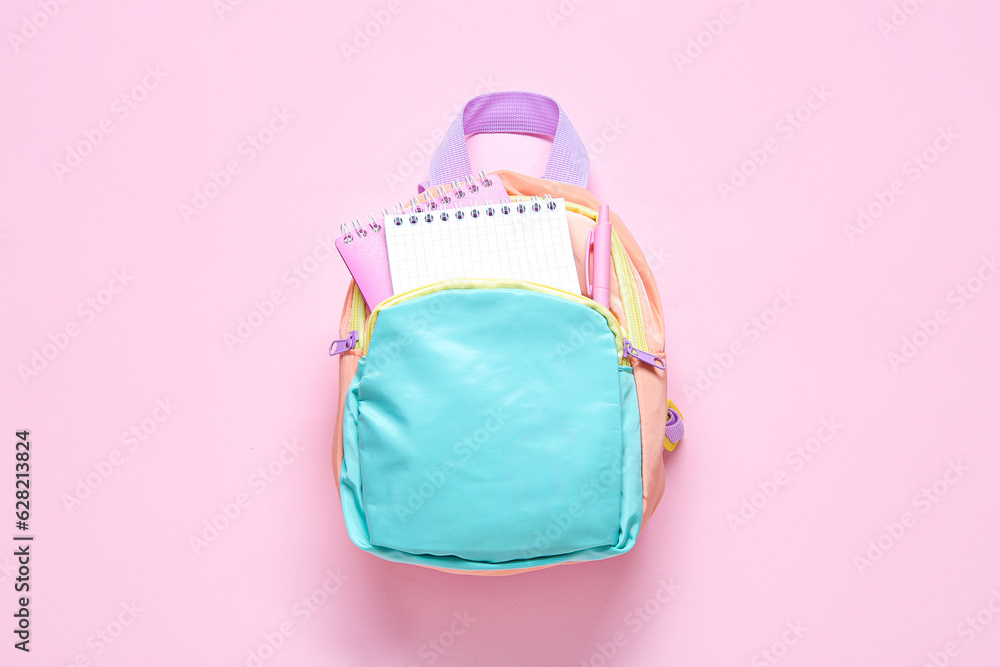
[339,284,643,570]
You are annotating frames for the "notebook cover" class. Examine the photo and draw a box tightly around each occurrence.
[335,229,393,309]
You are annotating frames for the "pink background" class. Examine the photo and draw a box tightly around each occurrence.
[3,0,999,665]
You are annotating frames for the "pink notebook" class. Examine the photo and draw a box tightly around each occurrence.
[336,171,509,309]
[335,214,394,308]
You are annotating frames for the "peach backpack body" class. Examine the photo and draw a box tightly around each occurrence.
[331,92,683,575]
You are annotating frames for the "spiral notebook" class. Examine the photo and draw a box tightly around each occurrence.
[383,197,580,296]
[336,171,510,308]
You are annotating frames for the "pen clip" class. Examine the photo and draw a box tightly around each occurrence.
[585,228,595,298]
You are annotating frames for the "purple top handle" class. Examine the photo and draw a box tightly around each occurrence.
[428,91,590,188]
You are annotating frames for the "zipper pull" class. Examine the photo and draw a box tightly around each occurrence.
[329,330,358,356]
[623,339,665,370]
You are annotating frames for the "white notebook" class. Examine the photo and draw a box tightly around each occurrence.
[383,198,581,295]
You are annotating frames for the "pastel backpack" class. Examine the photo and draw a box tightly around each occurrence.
[331,91,684,574]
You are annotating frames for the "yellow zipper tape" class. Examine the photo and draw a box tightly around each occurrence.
[610,232,648,351]
[360,278,624,362]
[349,283,366,348]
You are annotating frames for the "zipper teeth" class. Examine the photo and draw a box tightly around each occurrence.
[610,234,648,350]
[514,196,649,351]
[349,283,366,346]
[360,278,624,361]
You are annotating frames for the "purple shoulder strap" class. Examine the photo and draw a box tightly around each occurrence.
[428,91,590,188]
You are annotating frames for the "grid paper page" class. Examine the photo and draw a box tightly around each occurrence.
[384,198,581,296]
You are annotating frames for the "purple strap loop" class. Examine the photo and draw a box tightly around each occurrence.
[664,406,685,451]
[428,91,590,188]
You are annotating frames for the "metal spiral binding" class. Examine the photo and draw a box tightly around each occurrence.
[339,214,383,244]
[341,170,497,239]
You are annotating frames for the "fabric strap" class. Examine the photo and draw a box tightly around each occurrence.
[428,91,590,187]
